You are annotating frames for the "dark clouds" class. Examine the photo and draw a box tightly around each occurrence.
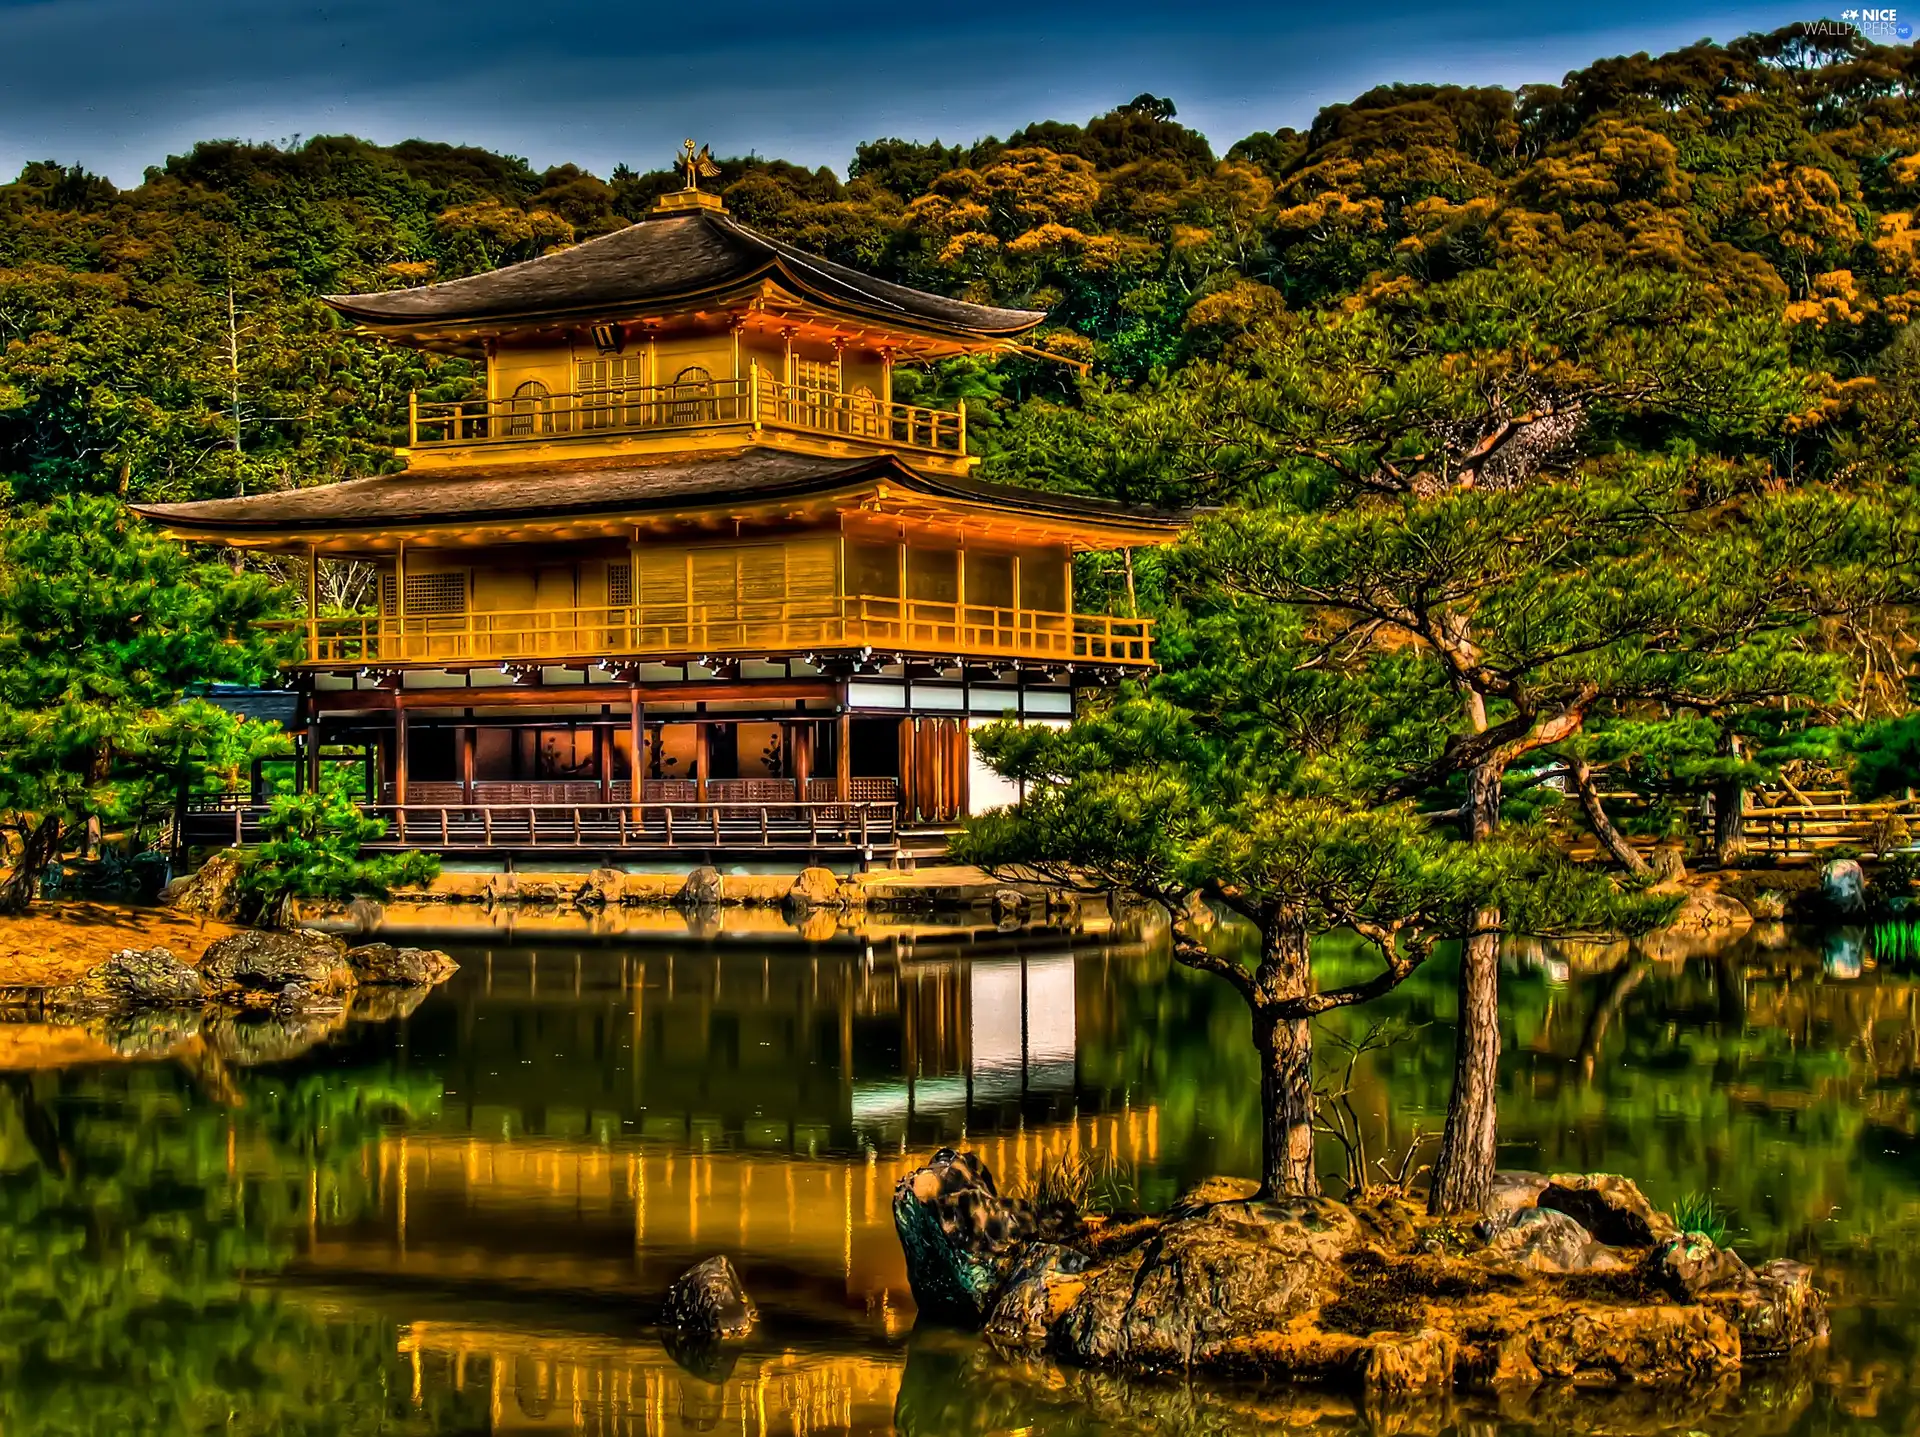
[0,0,1809,183]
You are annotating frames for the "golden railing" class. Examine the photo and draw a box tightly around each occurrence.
[408,371,966,456]
[281,597,1154,667]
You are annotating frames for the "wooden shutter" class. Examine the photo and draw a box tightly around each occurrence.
[787,538,839,639]
[691,550,739,647]
[635,550,689,646]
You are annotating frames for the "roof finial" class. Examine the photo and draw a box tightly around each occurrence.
[680,139,721,192]
[655,140,728,214]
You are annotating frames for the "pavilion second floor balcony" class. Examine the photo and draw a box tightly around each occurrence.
[279,595,1154,670]
[408,373,967,467]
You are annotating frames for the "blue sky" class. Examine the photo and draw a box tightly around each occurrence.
[0,0,1828,185]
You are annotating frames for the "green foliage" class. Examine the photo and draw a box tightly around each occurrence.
[0,494,287,905]
[237,788,438,919]
[1846,713,1920,799]
[1672,1192,1732,1244]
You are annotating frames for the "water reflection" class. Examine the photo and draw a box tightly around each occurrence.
[10,918,1920,1432]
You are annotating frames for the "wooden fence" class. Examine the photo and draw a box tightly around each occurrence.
[1587,788,1920,861]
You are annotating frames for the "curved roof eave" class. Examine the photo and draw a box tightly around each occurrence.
[322,209,1047,340]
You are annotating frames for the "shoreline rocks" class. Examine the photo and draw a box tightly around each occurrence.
[19,929,458,1019]
[892,1148,1828,1399]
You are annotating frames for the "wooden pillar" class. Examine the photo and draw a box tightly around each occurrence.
[307,712,322,794]
[395,537,409,662]
[393,691,409,807]
[898,717,914,821]
[595,724,610,803]
[695,722,710,805]
[628,685,644,817]
[792,720,812,803]
[305,545,319,664]
[461,725,476,807]
[363,744,375,804]
[836,712,852,805]
[956,719,971,819]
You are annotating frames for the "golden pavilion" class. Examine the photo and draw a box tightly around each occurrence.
[137,163,1184,863]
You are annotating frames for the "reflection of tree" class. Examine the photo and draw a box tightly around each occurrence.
[0,1063,483,1435]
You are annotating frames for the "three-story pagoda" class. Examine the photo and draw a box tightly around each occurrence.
[137,166,1185,864]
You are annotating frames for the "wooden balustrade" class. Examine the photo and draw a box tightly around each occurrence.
[183,800,897,855]
[408,373,964,457]
[277,597,1154,668]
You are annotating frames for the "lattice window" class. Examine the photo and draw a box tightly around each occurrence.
[382,571,466,617]
[578,357,645,429]
[405,572,467,616]
[791,356,836,393]
[608,562,633,607]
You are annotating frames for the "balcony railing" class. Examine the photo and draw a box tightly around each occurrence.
[281,597,1154,668]
[410,373,965,458]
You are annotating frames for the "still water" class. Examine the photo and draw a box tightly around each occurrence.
[3,911,1919,1434]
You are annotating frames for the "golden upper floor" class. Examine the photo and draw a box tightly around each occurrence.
[135,450,1185,672]
[327,189,1048,478]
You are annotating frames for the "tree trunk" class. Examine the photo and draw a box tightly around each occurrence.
[1711,733,1748,866]
[1569,759,1648,875]
[1254,998,1318,1198]
[0,816,62,915]
[1428,912,1502,1214]
[1429,758,1503,1215]
[1253,915,1318,1197]
[1711,783,1747,865]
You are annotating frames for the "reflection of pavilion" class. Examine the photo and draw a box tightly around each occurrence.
[851,953,1077,1145]
[278,943,1155,1432]
[370,941,1133,1155]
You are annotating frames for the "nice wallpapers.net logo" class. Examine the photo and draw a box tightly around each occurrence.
[1841,7,1914,39]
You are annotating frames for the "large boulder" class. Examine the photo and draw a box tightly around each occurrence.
[1482,1206,1628,1274]
[1644,1234,1829,1357]
[1821,857,1868,914]
[1537,1173,1676,1248]
[893,1148,1082,1325]
[783,866,842,914]
[343,942,458,987]
[200,929,355,1005]
[660,1255,758,1342]
[573,868,626,909]
[1482,1170,1552,1223]
[1660,888,1753,935]
[677,866,725,909]
[166,849,247,921]
[1050,1197,1360,1370]
[47,947,205,1009]
[1492,1305,1742,1386]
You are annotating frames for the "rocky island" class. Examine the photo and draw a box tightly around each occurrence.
[894,1149,1826,1400]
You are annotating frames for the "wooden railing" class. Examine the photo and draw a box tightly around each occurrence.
[281,598,1154,667]
[409,370,965,457]
[1572,788,1920,862]
[184,800,898,854]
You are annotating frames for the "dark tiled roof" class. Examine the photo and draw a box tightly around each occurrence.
[327,210,1047,337]
[131,448,1187,536]
[192,685,301,726]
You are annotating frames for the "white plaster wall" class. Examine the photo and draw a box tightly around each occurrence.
[966,715,1067,816]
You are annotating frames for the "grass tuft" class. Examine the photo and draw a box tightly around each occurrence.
[1671,1191,1730,1245]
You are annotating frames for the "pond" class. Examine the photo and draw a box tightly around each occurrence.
[3,911,1919,1434]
